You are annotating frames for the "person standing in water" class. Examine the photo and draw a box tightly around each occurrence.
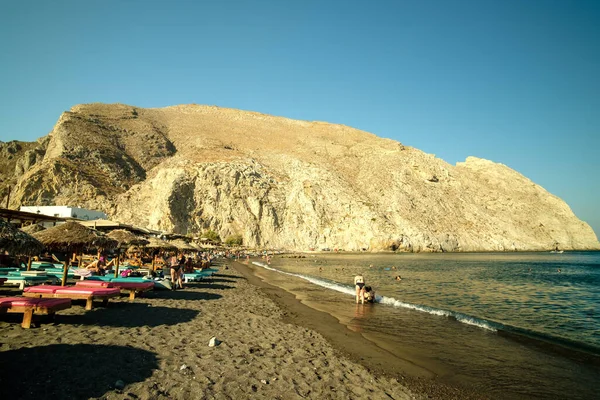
[354,273,366,303]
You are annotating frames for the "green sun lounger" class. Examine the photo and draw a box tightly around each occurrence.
[1,275,58,290]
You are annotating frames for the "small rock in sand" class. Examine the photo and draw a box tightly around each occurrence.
[208,337,221,347]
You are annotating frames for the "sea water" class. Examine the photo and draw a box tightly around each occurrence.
[253,252,600,399]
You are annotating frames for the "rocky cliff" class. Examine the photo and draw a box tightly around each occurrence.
[5,103,599,251]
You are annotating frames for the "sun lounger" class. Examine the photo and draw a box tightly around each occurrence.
[85,276,115,282]
[0,267,18,274]
[76,280,154,301]
[183,268,218,283]
[19,271,48,277]
[0,297,71,328]
[74,280,114,288]
[23,285,120,310]
[1,275,58,290]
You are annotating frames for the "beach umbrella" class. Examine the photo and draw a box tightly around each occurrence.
[19,224,47,270]
[107,229,150,277]
[0,219,44,271]
[169,239,196,252]
[20,223,46,235]
[33,221,118,285]
[188,242,203,251]
[145,237,177,270]
[107,229,149,247]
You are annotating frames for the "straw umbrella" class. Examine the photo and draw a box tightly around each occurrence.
[17,224,47,270]
[188,242,203,251]
[0,219,44,272]
[169,239,196,252]
[33,221,118,286]
[20,223,46,235]
[145,237,177,270]
[107,229,149,277]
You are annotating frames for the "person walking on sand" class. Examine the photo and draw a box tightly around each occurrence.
[169,253,180,290]
[354,273,366,304]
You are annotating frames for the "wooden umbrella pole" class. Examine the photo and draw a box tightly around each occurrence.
[61,255,71,286]
[114,249,120,278]
[27,256,32,271]
[152,254,156,271]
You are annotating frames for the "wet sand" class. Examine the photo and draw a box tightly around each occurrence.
[0,261,481,399]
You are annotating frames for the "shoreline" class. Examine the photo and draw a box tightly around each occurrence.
[232,260,487,399]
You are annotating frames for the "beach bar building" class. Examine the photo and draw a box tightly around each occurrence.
[20,206,107,227]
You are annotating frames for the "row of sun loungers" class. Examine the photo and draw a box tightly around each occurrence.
[0,266,218,328]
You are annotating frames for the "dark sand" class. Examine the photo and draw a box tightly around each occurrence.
[0,260,483,399]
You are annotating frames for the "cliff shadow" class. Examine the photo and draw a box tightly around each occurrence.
[210,273,244,280]
[181,282,234,291]
[57,303,200,328]
[199,277,239,284]
[0,343,157,400]
[150,289,224,301]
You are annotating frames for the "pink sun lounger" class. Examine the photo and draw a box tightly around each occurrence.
[0,297,72,328]
[76,280,154,301]
[23,285,120,310]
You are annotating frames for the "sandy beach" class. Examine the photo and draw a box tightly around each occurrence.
[0,260,482,400]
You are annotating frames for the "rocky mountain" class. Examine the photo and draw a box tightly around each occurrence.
[4,103,599,251]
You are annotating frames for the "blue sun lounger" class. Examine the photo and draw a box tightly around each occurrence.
[183,268,218,283]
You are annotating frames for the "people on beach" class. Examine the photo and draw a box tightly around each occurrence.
[86,255,107,275]
[354,273,365,303]
[169,253,183,290]
[363,286,376,303]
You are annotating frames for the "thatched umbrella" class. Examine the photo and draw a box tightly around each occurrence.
[20,224,46,235]
[33,221,118,285]
[189,242,203,251]
[18,224,47,270]
[169,239,196,252]
[0,219,44,272]
[145,237,177,270]
[107,229,149,277]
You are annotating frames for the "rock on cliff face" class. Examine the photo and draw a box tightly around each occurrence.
[5,103,599,251]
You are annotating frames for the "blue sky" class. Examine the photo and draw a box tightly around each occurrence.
[1,0,598,237]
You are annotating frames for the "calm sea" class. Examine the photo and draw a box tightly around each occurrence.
[253,252,600,399]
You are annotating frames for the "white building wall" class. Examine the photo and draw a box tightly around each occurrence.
[20,206,107,220]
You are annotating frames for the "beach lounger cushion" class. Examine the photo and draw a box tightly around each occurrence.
[111,282,154,289]
[54,287,120,296]
[75,281,114,288]
[23,285,63,294]
[0,297,71,308]
[0,297,71,328]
